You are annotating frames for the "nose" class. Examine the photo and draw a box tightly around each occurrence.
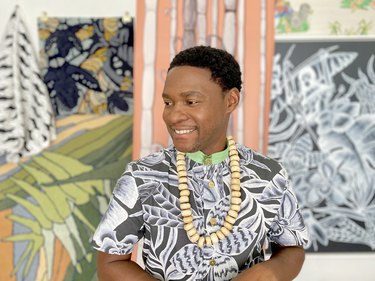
[163,104,189,124]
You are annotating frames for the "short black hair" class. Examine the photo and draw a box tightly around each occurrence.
[168,45,242,92]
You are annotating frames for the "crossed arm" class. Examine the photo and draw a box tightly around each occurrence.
[232,244,305,281]
[96,244,305,281]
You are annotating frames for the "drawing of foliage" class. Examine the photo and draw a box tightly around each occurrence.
[341,0,375,11]
[0,115,133,280]
[269,43,375,251]
[329,19,372,35]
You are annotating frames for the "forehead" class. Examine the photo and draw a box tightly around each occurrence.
[165,66,214,86]
[163,66,222,95]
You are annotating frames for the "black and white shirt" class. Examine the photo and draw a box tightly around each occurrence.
[92,144,309,281]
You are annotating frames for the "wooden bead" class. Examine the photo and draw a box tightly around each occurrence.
[230,155,240,162]
[230,160,240,167]
[198,236,205,248]
[178,177,187,183]
[184,222,194,231]
[180,203,191,210]
[231,166,240,172]
[177,165,185,172]
[231,197,242,205]
[210,233,219,244]
[183,216,193,224]
[228,139,235,146]
[228,210,238,219]
[231,184,241,191]
[187,227,197,237]
[181,209,192,217]
[176,159,185,166]
[216,230,225,240]
[180,196,189,204]
[232,191,241,198]
[176,153,185,160]
[229,149,237,156]
[221,227,231,237]
[205,236,212,247]
[232,171,240,179]
[178,170,187,177]
[190,233,200,243]
[224,221,234,230]
[180,189,190,196]
[178,183,188,190]
[225,216,236,225]
[230,204,241,212]
[231,178,240,185]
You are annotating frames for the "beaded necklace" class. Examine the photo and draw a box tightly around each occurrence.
[177,136,242,248]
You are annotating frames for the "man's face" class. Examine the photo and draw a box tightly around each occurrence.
[162,66,237,155]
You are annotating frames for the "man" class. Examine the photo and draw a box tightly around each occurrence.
[92,45,309,281]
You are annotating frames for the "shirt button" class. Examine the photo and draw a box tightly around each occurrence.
[209,259,216,266]
[209,217,217,225]
[208,180,215,188]
[203,157,212,165]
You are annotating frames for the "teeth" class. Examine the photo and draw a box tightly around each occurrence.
[175,129,193,135]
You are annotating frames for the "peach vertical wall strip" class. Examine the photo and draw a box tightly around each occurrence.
[243,1,261,151]
[0,209,15,281]
[153,0,173,149]
[132,0,145,160]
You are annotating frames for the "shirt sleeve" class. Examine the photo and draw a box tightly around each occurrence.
[267,168,310,247]
[91,163,145,255]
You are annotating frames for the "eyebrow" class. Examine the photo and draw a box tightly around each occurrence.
[162,91,202,99]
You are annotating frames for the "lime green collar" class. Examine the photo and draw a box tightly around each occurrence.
[186,144,229,166]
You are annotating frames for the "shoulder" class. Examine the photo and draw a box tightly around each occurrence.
[127,146,176,170]
[237,143,283,180]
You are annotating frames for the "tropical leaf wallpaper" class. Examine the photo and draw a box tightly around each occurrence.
[38,17,134,116]
[269,40,375,252]
[0,114,133,281]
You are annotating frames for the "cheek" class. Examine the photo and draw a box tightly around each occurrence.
[162,109,168,122]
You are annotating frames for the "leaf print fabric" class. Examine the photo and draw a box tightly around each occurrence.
[0,6,55,163]
[92,144,309,280]
[269,41,375,252]
[38,17,134,116]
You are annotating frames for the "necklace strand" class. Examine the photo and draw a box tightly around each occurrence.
[177,136,242,248]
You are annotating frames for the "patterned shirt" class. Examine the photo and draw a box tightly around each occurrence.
[91,143,309,281]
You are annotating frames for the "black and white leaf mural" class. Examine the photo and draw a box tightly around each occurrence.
[268,39,375,252]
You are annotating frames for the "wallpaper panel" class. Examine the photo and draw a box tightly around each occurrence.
[269,39,375,252]
[38,17,134,116]
[0,115,133,281]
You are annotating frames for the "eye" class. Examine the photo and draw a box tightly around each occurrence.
[187,100,198,106]
[163,100,172,106]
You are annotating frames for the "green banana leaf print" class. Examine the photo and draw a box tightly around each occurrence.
[0,114,133,281]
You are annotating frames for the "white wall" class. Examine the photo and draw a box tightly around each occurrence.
[296,253,375,281]
[0,1,374,280]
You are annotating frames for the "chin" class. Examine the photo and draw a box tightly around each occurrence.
[173,143,198,153]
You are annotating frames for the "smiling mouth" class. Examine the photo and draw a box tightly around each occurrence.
[174,129,195,135]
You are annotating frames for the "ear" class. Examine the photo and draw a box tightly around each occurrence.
[225,88,240,113]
